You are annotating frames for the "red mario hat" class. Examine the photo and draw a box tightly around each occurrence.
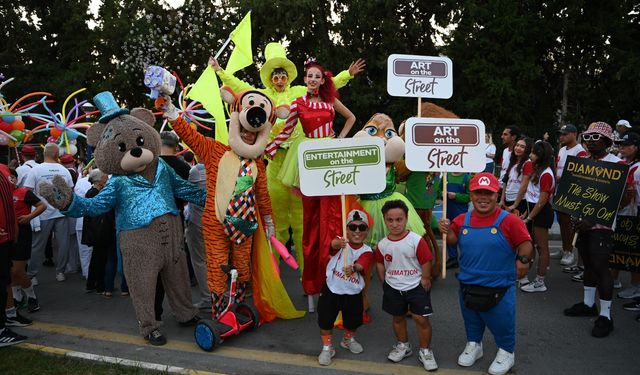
[469,172,500,193]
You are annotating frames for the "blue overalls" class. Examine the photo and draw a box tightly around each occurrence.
[447,174,470,260]
[457,210,517,353]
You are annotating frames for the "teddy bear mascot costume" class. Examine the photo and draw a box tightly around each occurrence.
[209,43,365,273]
[39,92,205,346]
[155,86,304,321]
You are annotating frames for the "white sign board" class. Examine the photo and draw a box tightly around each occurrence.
[405,117,486,172]
[298,138,386,197]
[387,54,453,98]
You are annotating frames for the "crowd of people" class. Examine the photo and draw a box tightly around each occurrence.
[0,43,638,375]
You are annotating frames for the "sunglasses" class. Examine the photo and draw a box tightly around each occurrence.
[271,74,288,83]
[347,223,368,232]
[582,133,602,141]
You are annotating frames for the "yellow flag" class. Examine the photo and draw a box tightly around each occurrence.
[187,66,228,144]
[225,11,252,75]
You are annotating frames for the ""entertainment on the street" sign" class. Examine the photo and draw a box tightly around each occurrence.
[387,54,453,98]
[297,138,386,196]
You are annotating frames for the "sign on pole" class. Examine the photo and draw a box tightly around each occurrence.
[387,54,453,98]
[553,155,629,227]
[404,117,486,172]
[298,138,386,197]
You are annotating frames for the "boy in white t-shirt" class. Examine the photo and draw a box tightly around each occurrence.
[317,209,374,366]
[375,200,437,371]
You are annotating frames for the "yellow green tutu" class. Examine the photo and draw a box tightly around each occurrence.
[277,135,304,188]
[360,192,427,248]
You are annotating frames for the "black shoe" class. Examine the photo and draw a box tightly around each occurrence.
[27,297,40,313]
[564,302,598,317]
[623,299,640,312]
[144,329,167,346]
[6,312,33,327]
[42,258,55,267]
[179,315,201,327]
[0,328,27,347]
[446,258,459,269]
[591,316,613,338]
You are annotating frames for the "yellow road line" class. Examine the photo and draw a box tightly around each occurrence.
[24,321,484,374]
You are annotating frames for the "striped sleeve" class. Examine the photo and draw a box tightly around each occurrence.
[170,116,214,163]
[264,101,299,157]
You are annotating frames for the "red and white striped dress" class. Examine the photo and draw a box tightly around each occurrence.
[265,94,335,157]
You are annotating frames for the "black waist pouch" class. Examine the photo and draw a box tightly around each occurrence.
[461,284,509,312]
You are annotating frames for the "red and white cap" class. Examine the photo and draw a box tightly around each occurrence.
[469,172,500,193]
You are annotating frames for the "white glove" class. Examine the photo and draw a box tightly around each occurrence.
[263,215,275,239]
[160,95,179,121]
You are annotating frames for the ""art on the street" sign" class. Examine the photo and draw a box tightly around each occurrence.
[298,138,386,196]
[404,117,486,172]
[387,54,453,98]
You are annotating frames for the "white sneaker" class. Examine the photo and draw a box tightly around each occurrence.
[617,285,640,299]
[520,279,547,293]
[571,272,584,282]
[517,276,530,287]
[418,348,438,371]
[318,345,335,366]
[340,337,363,354]
[30,277,39,286]
[55,273,66,282]
[560,251,576,266]
[488,348,514,375]
[549,249,562,259]
[388,342,412,362]
[458,341,483,367]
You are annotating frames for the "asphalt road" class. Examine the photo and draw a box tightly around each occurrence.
[4,240,639,375]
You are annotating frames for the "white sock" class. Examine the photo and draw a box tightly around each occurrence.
[5,307,16,318]
[23,285,36,299]
[599,299,612,319]
[12,287,22,301]
[536,275,545,283]
[584,286,596,307]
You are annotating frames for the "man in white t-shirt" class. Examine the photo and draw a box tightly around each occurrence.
[555,124,588,267]
[73,172,93,279]
[24,143,74,283]
[16,145,38,187]
[498,126,520,188]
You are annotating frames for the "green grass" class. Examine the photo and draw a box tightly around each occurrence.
[0,347,164,375]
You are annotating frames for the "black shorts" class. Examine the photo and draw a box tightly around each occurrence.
[505,200,528,216]
[577,229,613,256]
[317,284,363,331]
[382,282,433,317]
[10,225,32,261]
[527,201,554,229]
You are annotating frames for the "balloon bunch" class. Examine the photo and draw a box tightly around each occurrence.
[0,77,54,147]
[23,88,99,156]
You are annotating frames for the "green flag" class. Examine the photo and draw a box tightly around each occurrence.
[187,66,228,144]
[225,11,252,74]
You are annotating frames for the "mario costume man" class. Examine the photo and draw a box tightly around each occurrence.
[209,43,364,272]
[439,173,533,375]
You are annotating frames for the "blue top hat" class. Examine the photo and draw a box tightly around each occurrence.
[93,91,129,123]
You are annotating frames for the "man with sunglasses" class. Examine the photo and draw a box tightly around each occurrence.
[564,122,634,338]
[209,43,365,274]
[555,124,588,268]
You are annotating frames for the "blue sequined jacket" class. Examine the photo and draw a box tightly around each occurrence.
[63,159,206,231]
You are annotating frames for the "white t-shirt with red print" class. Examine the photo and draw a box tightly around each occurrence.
[618,160,640,216]
[505,160,532,202]
[375,231,433,291]
[499,148,512,187]
[325,243,373,295]
[556,144,588,180]
[525,167,555,203]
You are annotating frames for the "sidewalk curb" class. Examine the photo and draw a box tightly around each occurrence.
[16,342,224,375]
